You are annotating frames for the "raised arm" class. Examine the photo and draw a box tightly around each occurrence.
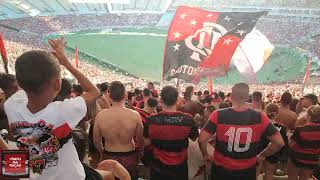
[48,38,100,105]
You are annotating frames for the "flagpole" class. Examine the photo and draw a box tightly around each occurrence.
[301,58,311,94]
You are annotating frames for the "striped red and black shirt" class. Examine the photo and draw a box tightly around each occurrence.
[144,111,199,166]
[203,108,278,170]
[289,122,320,167]
[135,108,150,124]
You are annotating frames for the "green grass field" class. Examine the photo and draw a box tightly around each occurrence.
[47,28,311,84]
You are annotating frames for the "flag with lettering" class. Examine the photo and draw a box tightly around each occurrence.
[163,6,266,83]
[0,33,8,74]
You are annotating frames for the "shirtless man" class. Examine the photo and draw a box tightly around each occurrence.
[93,81,143,180]
[275,91,297,130]
[295,94,318,127]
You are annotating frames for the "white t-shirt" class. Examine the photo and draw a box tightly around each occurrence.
[4,90,87,180]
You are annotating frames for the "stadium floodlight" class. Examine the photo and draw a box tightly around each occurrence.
[68,0,130,4]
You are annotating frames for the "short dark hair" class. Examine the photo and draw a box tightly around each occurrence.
[100,82,109,93]
[134,88,141,96]
[54,79,71,101]
[109,81,126,102]
[289,98,298,112]
[127,91,134,100]
[218,91,225,100]
[204,90,210,95]
[72,127,88,162]
[161,86,178,106]
[73,84,83,94]
[15,50,61,93]
[197,91,202,96]
[148,82,154,86]
[231,83,249,103]
[219,102,230,109]
[281,91,292,105]
[252,91,262,102]
[184,86,194,100]
[147,97,158,108]
[0,73,16,92]
[143,88,151,97]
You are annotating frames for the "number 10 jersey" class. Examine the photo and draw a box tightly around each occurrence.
[203,108,278,170]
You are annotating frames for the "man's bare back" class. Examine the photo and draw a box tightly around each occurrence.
[276,106,297,130]
[95,106,143,152]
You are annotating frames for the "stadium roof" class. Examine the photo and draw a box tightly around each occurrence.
[0,0,319,20]
[0,0,172,19]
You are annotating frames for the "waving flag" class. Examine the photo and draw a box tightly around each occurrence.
[232,29,274,83]
[0,33,8,74]
[163,6,266,83]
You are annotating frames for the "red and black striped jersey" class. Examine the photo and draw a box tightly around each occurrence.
[135,108,150,124]
[289,122,320,166]
[203,108,278,170]
[144,111,199,166]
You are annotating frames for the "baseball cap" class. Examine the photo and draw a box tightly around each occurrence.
[303,94,319,105]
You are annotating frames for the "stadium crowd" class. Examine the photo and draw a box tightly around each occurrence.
[0,10,319,180]
[0,37,318,180]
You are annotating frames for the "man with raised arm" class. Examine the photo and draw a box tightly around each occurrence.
[4,38,100,180]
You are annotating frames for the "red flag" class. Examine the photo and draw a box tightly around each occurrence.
[74,46,79,69]
[162,6,265,84]
[303,59,311,84]
[0,33,8,74]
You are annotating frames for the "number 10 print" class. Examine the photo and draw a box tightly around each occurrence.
[225,127,253,152]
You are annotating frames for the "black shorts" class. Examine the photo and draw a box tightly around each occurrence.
[290,157,318,170]
[211,163,256,180]
[150,160,188,180]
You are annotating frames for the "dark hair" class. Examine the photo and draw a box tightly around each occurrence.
[161,86,178,106]
[218,91,225,100]
[73,84,83,94]
[184,86,194,100]
[72,127,88,162]
[134,88,141,96]
[219,102,230,109]
[148,82,154,86]
[143,88,151,97]
[203,90,210,95]
[281,91,292,106]
[54,79,72,101]
[100,82,109,93]
[252,91,262,102]
[289,98,299,112]
[109,81,126,102]
[213,92,219,99]
[127,91,134,100]
[147,97,158,108]
[96,83,101,91]
[15,50,61,93]
[0,74,16,92]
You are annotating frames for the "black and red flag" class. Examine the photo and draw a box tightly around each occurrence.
[163,6,266,83]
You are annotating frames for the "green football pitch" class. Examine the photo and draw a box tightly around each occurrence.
[48,28,310,84]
